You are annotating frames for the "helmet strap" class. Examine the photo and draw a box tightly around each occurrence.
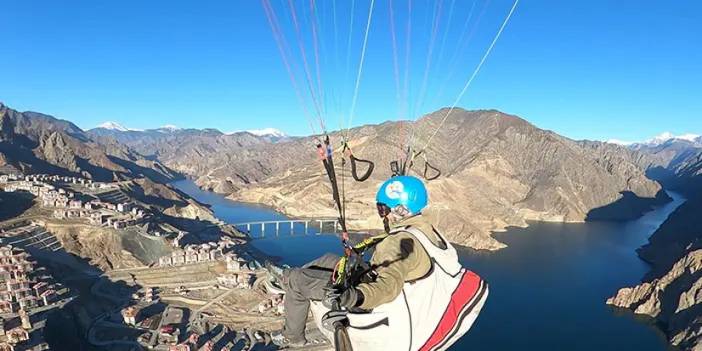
[382,216,391,233]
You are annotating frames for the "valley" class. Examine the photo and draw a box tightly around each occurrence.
[608,143,702,350]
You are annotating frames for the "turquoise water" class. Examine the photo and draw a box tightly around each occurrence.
[173,179,682,350]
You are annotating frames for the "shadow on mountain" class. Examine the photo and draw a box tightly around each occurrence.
[638,195,702,280]
[0,192,34,221]
[7,133,40,149]
[585,190,671,221]
[0,139,177,185]
[75,156,118,182]
[637,159,702,280]
[25,244,143,351]
[0,140,77,177]
[107,155,180,184]
[658,266,702,321]
[646,166,677,186]
[647,166,695,194]
[669,295,702,350]
[123,181,188,209]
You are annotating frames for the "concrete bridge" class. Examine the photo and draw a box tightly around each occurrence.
[232,218,340,238]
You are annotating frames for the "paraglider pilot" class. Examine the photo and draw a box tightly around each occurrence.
[271,175,441,347]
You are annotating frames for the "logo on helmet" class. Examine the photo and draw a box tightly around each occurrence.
[385,180,405,200]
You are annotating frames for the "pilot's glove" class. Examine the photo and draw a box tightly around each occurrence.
[323,286,363,309]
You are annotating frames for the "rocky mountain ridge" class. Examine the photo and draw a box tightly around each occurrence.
[92,108,668,250]
[0,102,179,183]
[608,247,702,350]
[608,132,701,148]
[87,126,292,194]
[88,124,290,147]
[608,145,702,350]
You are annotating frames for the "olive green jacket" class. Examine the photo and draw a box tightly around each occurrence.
[356,215,440,310]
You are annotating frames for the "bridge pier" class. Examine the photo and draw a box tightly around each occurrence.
[234,218,340,238]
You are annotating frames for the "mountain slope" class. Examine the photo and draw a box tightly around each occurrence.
[608,154,702,350]
[233,109,666,249]
[627,136,702,196]
[622,148,702,276]
[86,127,286,193]
[96,108,667,250]
[0,102,179,182]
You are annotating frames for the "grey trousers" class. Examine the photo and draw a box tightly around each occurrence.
[281,253,340,341]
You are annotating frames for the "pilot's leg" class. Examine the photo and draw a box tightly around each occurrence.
[281,253,340,343]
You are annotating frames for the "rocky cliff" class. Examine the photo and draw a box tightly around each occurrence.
[637,150,702,279]
[608,246,702,350]
[629,138,702,195]
[93,108,667,250]
[608,153,702,350]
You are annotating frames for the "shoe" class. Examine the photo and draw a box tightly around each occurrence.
[270,331,308,348]
[265,262,289,294]
[266,261,289,279]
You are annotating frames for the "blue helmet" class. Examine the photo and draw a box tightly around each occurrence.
[376,175,428,215]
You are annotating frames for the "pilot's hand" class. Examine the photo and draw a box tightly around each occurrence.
[323,286,360,309]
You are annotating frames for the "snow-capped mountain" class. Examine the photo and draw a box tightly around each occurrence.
[608,132,702,170]
[157,124,180,132]
[645,132,700,146]
[96,121,130,132]
[243,128,287,138]
[92,122,287,139]
[606,139,635,146]
[606,132,701,147]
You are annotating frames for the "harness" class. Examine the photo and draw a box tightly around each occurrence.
[332,232,389,286]
[315,135,377,288]
[316,135,377,351]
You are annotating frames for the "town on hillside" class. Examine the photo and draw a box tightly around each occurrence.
[0,171,329,351]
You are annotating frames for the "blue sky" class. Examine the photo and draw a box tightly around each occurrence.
[0,0,700,141]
